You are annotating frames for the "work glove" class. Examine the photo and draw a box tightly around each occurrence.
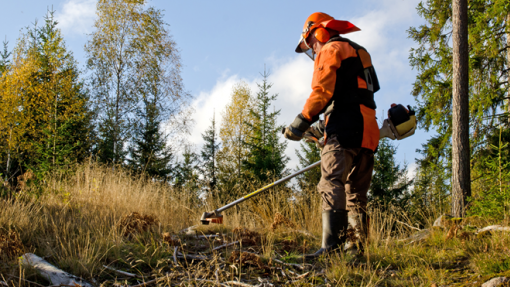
[283,127,303,141]
[283,114,311,141]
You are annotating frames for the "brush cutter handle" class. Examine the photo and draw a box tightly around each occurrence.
[214,160,321,214]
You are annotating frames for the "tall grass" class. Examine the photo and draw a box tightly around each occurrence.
[1,162,509,286]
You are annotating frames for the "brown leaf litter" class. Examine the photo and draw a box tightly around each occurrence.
[232,227,260,245]
[162,232,180,246]
[270,212,296,230]
[118,212,159,236]
[228,251,265,269]
[0,230,24,259]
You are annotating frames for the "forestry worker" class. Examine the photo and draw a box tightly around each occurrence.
[283,12,380,259]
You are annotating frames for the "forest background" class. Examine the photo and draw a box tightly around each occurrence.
[0,0,509,222]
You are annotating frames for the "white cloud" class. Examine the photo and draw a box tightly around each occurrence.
[56,0,96,36]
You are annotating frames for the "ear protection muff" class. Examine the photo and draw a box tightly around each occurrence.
[314,27,330,43]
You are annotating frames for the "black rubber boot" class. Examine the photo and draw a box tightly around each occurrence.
[305,209,348,260]
[344,209,369,256]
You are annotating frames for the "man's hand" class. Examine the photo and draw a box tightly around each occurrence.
[282,113,311,141]
[283,127,303,141]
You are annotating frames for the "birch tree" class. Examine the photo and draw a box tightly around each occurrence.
[127,6,189,179]
[216,82,255,193]
[86,0,145,165]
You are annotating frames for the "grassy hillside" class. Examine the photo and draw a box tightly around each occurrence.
[0,163,509,286]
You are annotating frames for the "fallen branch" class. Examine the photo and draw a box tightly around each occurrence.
[223,281,257,287]
[0,281,6,286]
[396,220,421,231]
[103,265,138,278]
[185,279,229,287]
[286,269,310,279]
[176,251,210,260]
[173,247,178,264]
[271,258,309,271]
[197,234,220,239]
[213,241,240,251]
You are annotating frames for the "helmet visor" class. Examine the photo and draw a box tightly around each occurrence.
[295,36,315,61]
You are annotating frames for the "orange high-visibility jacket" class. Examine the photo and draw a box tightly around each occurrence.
[301,36,380,152]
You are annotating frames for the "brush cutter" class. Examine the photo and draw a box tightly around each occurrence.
[200,160,321,225]
[200,106,416,225]
[200,128,324,225]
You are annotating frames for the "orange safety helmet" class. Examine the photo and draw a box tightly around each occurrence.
[295,12,361,60]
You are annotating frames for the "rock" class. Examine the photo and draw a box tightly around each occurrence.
[433,215,453,228]
[22,253,92,287]
[481,277,509,287]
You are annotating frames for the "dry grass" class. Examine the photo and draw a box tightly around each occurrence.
[0,162,509,286]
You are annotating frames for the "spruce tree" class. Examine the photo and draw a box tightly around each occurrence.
[243,70,288,182]
[12,10,91,180]
[128,100,173,180]
[295,141,321,194]
[174,146,199,190]
[0,40,10,74]
[200,113,220,191]
[369,139,412,207]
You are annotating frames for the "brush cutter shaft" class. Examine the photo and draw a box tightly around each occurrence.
[216,160,321,213]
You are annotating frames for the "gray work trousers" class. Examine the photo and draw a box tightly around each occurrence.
[317,135,375,211]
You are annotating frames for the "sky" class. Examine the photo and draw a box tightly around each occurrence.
[0,0,429,175]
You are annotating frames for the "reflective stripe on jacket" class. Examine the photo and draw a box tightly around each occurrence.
[301,36,380,152]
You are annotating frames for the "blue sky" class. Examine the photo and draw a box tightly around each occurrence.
[1,0,429,175]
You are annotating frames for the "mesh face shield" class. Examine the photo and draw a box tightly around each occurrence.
[296,35,316,61]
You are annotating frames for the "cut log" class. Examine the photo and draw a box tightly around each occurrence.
[22,253,92,287]
[477,225,510,234]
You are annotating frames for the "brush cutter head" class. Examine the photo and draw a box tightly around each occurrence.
[200,211,223,225]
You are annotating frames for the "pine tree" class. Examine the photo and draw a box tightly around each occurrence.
[200,112,220,191]
[451,0,471,217]
[295,141,321,195]
[369,139,412,207]
[243,70,288,182]
[408,0,509,215]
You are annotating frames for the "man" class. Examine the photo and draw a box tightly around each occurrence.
[283,12,380,258]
